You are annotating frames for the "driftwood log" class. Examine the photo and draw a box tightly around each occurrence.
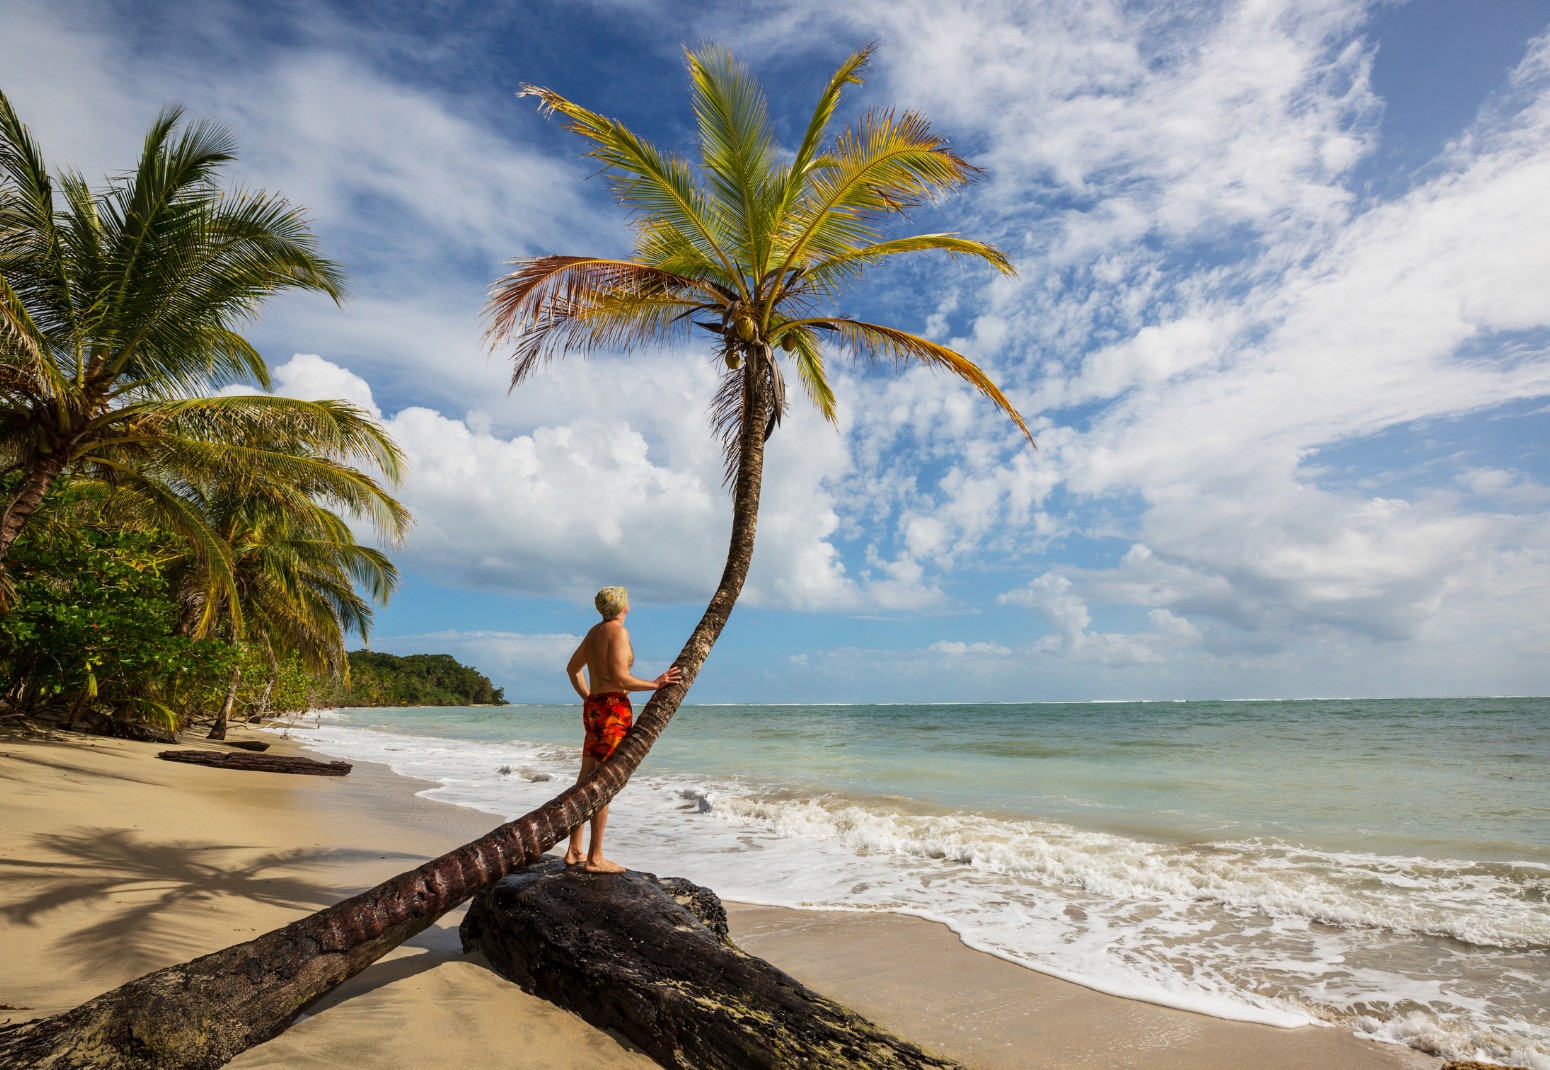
[460,860,962,1070]
[156,751,350,776]
[222,740,271,752]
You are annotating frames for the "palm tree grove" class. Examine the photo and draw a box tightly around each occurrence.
[0,90,410,735]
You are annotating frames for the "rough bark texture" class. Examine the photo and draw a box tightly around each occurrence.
[0,450,66,560]
[0,381,772,1070]
[156,751,351,776]
[222,740,271,753]
[206,666,241,741]
[460,860,962,1070]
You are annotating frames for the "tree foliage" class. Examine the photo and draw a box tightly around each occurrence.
[0,496,205,727]
[326,651,507,707]
[0,85,399,593]
[0,92,411,736]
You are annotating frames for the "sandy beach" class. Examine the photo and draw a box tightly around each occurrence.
[0,726,1442,1070]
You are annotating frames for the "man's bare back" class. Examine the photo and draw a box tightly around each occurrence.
[562,588,682,873]
[573,618,638,697]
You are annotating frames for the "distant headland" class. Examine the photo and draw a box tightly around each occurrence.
[327,651,508,707]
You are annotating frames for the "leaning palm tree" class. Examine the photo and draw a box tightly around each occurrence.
[486,42,1030,715]
[0,89,347,561]
[0,46,1033,1069]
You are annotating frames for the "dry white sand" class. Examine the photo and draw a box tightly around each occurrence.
[0,726,1440,1069]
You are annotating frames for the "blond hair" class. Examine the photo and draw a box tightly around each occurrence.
[594,586,628,620]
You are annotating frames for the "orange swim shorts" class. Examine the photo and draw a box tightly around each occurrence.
[582,691,633,761]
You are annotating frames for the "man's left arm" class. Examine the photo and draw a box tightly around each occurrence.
[566,639,590,700]
[607,628,682,692]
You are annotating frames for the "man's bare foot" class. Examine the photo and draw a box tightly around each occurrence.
[563,848,585,866]
[583,857,627,874]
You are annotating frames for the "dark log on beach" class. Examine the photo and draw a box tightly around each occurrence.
[0,907,429,1070]
[156,750,350,776]
[222,740,271,752]
[459,860,963,1070]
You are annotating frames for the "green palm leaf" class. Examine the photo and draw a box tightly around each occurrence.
[687,45,781,279]
[0,88,355,562]
[807,316,1033,444]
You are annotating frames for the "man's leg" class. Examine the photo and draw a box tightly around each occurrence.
[584,799,625,873]
[564,755,598,865]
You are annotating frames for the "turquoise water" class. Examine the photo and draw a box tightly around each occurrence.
[333,697,1550,861]
[287,697,1550,1067]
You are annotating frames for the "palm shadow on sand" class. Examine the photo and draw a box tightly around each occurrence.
[0,826,423,977]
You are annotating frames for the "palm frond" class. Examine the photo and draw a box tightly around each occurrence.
[801,233,1015,297]
[123,438,410,543]
[780,325,837,425]
[0,274,54,398]
[633,218,726,279]
[485,256,711,384]
[0,89,82,351]
[686,45,781,280]
[519,84,745,299]
[99,185,345,387]
[772,110,986,296]
[812,317,1034,445]
[120,394,408,489]
[785,46,873,197]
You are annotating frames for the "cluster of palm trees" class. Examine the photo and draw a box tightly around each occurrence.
[0,90,408,731]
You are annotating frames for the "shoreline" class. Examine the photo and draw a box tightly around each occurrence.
[0,725,1439,1069]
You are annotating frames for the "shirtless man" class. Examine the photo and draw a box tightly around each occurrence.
[563,585,682,873]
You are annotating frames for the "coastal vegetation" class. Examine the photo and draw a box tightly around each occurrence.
[0,89,408,738]
[0,45,1035,1069]
[325,650,508,707]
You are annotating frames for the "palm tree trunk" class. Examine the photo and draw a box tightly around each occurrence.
[206,665,241,741]
[0,381,773,1070]
[0,451,66,561]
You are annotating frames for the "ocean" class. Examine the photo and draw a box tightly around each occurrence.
[280,697,1549,1068]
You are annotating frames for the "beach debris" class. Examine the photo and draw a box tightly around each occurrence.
[155,750,351,776]
[223,740,272,752]
[76,710,176,745]
[497,764,553,782]
[459,859,963,1070]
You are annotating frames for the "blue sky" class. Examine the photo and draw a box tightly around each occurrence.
[5,0,1549,701]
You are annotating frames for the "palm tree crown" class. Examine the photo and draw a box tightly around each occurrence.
[487,45,1033,480]
[0,89,369,564]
